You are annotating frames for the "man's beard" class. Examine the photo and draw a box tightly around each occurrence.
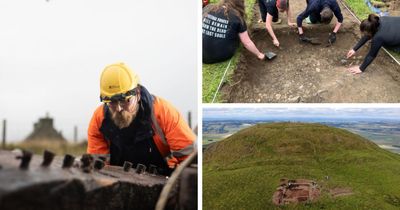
[111,109,135,129]
[109,97,140,129]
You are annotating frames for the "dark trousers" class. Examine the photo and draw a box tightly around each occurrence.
[388,45,400,53]
[309,12,321,24]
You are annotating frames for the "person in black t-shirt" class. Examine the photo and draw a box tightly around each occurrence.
[203,0,268,64]
[258,0,296,47]
[347,14,400,74]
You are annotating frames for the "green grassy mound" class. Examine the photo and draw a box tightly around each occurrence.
[203,122,400,210]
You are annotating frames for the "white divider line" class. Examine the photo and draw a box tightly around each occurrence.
[339,0,400,66]
[211,58,232,103]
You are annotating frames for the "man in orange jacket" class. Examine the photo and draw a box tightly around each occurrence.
[87,63,195,176]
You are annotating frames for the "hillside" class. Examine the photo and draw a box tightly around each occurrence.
[203,123,400,209]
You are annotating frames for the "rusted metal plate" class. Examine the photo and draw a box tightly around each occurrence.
[0,150,167,210]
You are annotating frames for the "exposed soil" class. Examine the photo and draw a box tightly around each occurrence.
[372,0,400,16]
[329,187,354,198]
[272,178,321,206]
[389,0,400,16]
[221,0,400,102]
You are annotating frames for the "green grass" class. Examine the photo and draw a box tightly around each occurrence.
[203,123,400,210]
[203,53,240,102]
[203,133,234,146]
[5,139,87,156]
[202,0,256,103]
[343,0,371,20]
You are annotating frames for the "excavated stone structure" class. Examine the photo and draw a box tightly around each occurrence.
[272,178,321,205]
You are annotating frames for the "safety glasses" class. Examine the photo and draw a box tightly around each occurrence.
[100,88,138,109]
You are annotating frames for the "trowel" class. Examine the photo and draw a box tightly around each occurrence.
[302,37,322,45]
[338,56,364,66]
[265,51,277,60]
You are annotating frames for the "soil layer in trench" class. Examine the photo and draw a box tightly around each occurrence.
[222,1,400,103]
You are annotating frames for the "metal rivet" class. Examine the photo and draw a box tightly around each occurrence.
[17,150,32,170]
[41,150,55,167]
[136,163,146,174]
[62,154,75,168]
[94,159,105,170]
[123,161,132,172]
[148,164,158,175]
[80,154,94,173]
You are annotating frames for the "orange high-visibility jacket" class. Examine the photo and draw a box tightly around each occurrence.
[87,96,196,166]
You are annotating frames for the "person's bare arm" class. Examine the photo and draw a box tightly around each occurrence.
[333,22,341,33]
[298,27,304,35]
[332,2,343,33]
[239,31,265,60]
[265,14,279,47]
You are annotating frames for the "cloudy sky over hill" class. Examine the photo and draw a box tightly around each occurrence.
[204,106,400,120]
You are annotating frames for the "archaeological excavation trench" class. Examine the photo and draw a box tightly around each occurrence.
[221,1,400,103]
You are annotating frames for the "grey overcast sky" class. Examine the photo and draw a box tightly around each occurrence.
[203,107,400,120]
[0,0,198,141]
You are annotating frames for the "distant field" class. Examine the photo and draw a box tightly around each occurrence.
[203,122,253,145]
[5,139,87,156]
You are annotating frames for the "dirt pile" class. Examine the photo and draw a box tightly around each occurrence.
[329,187,354,198]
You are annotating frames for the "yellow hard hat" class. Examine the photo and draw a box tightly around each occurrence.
[100,63,140,102]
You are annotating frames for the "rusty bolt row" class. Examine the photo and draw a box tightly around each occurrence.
[12,150,158,176]
[121,161,158,175]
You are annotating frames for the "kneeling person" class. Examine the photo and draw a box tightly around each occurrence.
[297,0,343,44]
[347,14,400,74]
[258,0,296,47]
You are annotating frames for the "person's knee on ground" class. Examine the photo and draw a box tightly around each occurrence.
[272,18,282,24]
